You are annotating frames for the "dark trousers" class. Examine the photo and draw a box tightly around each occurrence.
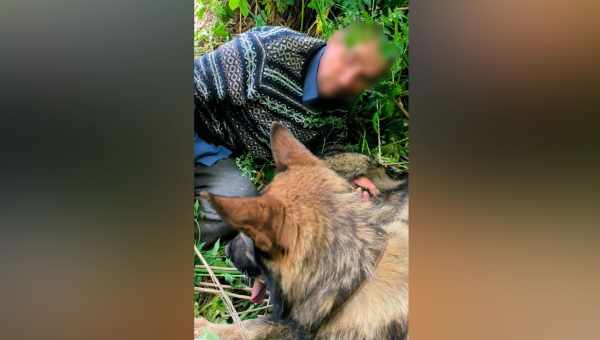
[194,158,257,245]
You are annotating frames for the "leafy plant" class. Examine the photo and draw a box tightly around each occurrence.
[228,0,251,17]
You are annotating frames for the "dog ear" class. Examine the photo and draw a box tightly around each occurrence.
[270,122,321,171]
[200,192,288,252]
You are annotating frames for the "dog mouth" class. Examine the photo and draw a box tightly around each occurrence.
[250,278,267,304]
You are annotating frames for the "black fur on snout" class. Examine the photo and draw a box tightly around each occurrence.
[225,232,262,278]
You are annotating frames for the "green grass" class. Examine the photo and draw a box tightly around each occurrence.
[194,201,271,324]
[194,0,409,325]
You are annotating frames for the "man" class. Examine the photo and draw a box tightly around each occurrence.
[194,25,394,245]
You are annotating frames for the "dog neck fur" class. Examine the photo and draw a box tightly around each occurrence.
[265,190,390,334]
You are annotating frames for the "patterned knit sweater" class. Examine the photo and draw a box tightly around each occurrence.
[194,26,348,160]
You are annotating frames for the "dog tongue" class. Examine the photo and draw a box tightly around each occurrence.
[250,279,266,304]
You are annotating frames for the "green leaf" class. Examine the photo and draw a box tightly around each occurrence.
[195,6,206,20]
[210,239,221,256]
[194,199,200,219]
[223,273,235,284]
[212,22,229,39]
[228,0,240,11]
[239,0,250,17]
[254,10,267,27]
[372,110,380,134]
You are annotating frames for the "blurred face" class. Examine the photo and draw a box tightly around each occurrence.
[317,31,390,98]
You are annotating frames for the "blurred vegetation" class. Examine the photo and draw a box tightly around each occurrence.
[194,0,409,327]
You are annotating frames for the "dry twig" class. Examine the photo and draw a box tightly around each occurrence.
[194,245,249,340]
[198,281,252,292]
[195,287,254,301]
[396,98,410,119]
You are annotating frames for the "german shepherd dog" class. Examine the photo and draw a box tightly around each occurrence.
[196,122,408,340]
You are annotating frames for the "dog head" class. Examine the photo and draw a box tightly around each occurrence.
[201,122,385,329]
[201,122,351,256]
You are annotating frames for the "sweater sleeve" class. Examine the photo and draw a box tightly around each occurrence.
[193,36,247,138]
[193,33,259,141]
[193,50,220,105]
[193,26,322,106]
[193,32,258,107]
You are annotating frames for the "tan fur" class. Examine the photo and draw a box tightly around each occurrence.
[323,152,403,191]
[197,122,408,340]
[316,227,408,339]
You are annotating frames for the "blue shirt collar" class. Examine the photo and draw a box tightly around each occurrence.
[302,45,327,106]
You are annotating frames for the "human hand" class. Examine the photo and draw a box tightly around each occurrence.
[352,176,380,201]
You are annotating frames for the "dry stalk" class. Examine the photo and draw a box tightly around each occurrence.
[195,287,253,301]
[194,244,249,340]
[195,265,240,272]
[225,304,272,318]
[198,281,252,292]
[396,98,410,119]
